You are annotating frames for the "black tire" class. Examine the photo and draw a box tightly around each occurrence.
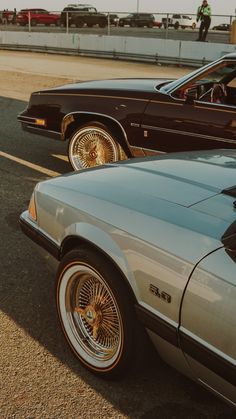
[30,18,37,26]
[68,122,126,170]
[174,21,179,29]
[147,22,154,28]
[76,19,84,28]
[56,247,142,379]
[98,19,106,28]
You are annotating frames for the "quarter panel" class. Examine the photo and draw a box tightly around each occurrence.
[181,247,236,360]
[180,247,236,399]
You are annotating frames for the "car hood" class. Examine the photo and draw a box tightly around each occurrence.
[36,78,173,95]
[42,149,236,220]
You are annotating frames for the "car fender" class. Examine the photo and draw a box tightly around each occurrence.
[61,221,138,298]
[61,110,131,154]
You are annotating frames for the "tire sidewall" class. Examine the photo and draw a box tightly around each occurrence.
[56,247,137,378]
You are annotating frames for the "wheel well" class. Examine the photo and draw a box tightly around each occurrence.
[60,235,137,303]
[64,114,131,157]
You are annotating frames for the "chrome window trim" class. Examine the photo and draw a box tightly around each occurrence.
[166,58,236,96]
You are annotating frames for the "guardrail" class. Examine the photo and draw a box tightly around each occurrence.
[0,31,234,68]
[0,42,210,67]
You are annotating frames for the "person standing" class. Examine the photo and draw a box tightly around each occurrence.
[196,0,211,41]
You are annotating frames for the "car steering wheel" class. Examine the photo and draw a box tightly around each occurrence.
[210,83,227,104]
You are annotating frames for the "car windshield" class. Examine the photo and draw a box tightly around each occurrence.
[162,59,236,93]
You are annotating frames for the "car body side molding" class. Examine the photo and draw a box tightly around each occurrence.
[19,213,60,260]
[135,304,179,347]
[180,330,236,387]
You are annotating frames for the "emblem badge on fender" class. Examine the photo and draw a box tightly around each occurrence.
[149,284,171,303]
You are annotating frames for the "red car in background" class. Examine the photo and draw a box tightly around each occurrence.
[16,8,61,26]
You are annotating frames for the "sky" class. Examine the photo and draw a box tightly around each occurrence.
[0,0,235,16]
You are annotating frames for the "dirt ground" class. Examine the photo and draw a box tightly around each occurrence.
[0,50,191,100]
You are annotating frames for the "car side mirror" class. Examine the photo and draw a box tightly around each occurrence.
[185,89,197,104]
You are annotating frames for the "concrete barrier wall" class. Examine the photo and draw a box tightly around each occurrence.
[1,31,236,67]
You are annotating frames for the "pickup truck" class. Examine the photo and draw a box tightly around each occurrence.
[61,5,107,28]
[162,14,197,29]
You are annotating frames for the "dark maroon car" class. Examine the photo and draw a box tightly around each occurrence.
[18,53,236,170]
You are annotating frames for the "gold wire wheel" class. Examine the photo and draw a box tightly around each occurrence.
[69,126,120,170]
[58,264,123,369]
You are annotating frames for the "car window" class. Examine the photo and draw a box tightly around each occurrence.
[202,63,236,82]
[171,61,236,96]
[172,61,236,101]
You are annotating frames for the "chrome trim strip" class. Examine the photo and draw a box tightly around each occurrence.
[195,103,236,114]
[150,99,183,107]
[17,115,38,121]
[198,380,236,407]
[18,115,48,127]
[129,145,165,157]
[142,147,165,155]
[36,92,149,102]
[142,124,236,145]
[20,120,41,126]
[128,146,146,157]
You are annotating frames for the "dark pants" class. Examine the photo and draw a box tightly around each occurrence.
[198,16,211,41]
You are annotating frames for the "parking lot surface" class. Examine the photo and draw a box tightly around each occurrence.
[0,51,235,418]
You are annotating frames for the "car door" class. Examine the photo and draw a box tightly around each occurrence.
[140,92,236,153]
[179,247,236,404]
[40,10,50,25]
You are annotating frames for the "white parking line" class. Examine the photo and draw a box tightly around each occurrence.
[52,154,69,162]
[0,151,60,177]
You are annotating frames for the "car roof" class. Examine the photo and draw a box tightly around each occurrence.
[19,9,47,12]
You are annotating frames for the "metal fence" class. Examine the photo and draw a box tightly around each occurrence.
[0,9,234,35]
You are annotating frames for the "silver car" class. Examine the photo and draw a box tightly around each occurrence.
[20,149,236,407]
